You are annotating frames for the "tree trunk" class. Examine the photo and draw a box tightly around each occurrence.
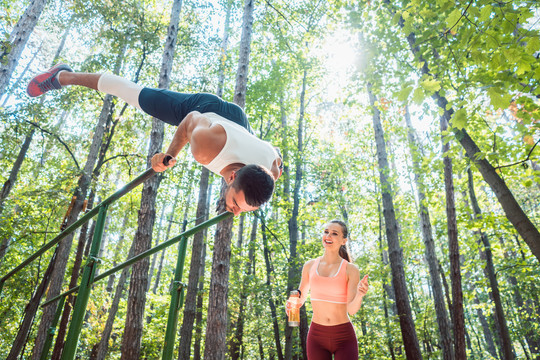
[1,41,41,106]
[30,61,111,360]
[178,2,230,351]
[404,107,453,360]
[0,0,48,96]
[262,217,285,360]
[474,292,499,358]
[120,0,182,358]
[106,214,129,292]
[233,0,254,110]
[203,180,234,360]
[467,168,514,359]
[50,39,127,358]
[367,83,423,359]
[152,185,182,294]
[438,115,467,359]
[50,191,96,360]
[147,202,167,291]
[216,0,232,99]
[192,181,212,360]
[402,28,540,263]
[177,168,210,359]
[90,240,136,360]
[6,247,57,360]
[0,128,35,263]
[204,0,253,357]
[378,204,397,359]
[285,67,306,360]
[498,237,540,358]
[230,216,258,360]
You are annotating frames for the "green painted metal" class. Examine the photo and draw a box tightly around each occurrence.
[0,168,156,289]
[41,211,233,308]
[39,295,66,360]
[0,163,234,360]
[61,204,109,360]
[162,234,189,360]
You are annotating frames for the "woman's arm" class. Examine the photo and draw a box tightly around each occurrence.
[346,263,369,316]
[286,260,313,315]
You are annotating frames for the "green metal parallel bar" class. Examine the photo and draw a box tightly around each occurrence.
[0,168,157,288]
[0,205,100,286]
[39,295,66,360]
[42,211,233,307]
[162,233,189,360]
[61,204,109,360]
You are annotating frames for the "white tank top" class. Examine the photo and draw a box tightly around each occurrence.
[203,112,278,175]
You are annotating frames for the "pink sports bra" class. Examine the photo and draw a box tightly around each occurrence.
[309,257,348,304]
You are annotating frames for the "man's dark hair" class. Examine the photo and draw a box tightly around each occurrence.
[232,164,275,207]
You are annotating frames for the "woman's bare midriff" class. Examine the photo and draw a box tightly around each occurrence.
[311,301,350,325]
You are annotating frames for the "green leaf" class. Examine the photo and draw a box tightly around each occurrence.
[525,37,540,54]
[412,87,425,104]
[420,78,441,94]
[503,48,521,64]
[516,60,531,75]
[479,5,492,22]
[451,108,468,129]
[522,178,533,187]
[436,0,451,8]
[446,8,462,28]
[487,87,512,109]
[396,86,414,101]
[392,12,402,25]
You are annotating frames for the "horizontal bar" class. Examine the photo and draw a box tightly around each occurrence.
[41,211,233,307]
[0,168,157,284]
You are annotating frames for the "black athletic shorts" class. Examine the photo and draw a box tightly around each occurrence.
[138,88,253,134]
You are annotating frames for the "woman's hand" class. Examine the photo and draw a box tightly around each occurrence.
[357,274,369,297]
[285,297,302,316]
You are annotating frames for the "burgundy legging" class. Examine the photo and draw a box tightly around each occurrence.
[307,322,358,360]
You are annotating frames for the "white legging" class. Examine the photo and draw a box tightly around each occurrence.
[96,73,143,110]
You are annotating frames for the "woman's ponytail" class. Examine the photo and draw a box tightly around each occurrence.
[330,219,353,262]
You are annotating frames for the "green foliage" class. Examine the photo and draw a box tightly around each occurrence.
[0,0,539,359]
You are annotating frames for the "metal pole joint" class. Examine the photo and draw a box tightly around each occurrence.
[86,255,101,266]
[170,280,187,293]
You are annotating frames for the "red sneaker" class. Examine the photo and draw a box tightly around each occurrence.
[26,63,73,97]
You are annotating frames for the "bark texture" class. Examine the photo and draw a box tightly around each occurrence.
[0,0,48,95]
[405,108,453,360]
[368,83,423,359]
[120,1,182,358]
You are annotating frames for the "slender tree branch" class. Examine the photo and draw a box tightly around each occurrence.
[101,153,145,166]
[446,0,474,34]
[24,119,81,171]
[495,138,540,170]
[256,210,289,261]
[263,0,296,29]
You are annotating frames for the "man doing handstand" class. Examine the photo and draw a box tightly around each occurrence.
[27,64,282,215]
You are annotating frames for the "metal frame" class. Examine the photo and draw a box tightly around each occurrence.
[0,167,233,360]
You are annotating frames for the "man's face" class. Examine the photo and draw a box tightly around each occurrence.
[224,185,259,215]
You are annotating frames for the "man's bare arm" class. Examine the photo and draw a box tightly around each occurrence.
[151,111,203,172]
[151,111,225,172]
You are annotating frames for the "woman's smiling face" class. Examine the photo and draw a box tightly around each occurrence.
[322,222,346,248]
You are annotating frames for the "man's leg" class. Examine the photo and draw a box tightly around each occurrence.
[28,66,143,111]
[57,71,100,91]
[30,66,206,126]
[59,72,143,111]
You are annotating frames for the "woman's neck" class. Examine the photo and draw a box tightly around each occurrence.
[321,251,342,264]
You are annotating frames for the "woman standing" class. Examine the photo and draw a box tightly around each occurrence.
[286,220,369,359]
